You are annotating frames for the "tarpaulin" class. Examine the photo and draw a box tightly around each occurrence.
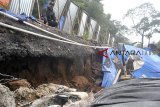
[124,45,160,78]
[101,45,160,87]
[0,7,37,22]
[101,48,117,87]
[59,16,65,30]
[92,79,160,107]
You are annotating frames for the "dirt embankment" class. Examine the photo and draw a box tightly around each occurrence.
[0,20,103,93]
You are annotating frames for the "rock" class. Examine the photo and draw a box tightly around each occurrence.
[0,84,16,107]
[14,87,37,106]
[30,95,57,107]
[95,78,102,85]
[48,105,61,107]
[64,92,94,107]
[35,83,58,97]
[68,92,89,100]
[30,93,82,107]
[72,76,90,91]
[35,83,76,97]
[7,79,31,91]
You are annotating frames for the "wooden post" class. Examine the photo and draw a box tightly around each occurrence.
[81,13,86,36]
[113,69,121,84]
[68,7,73,34]
[36,0,41,19]
[57,0,60,28]
[18,0,21,14]
[108,33,111,45]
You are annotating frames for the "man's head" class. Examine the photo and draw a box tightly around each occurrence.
[49,0,55,6]
[48,0,55,10]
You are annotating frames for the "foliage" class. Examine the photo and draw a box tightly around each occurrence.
[125,2,160,48]
[73,0,104,24]
[156,41,160,50]
[82,31,90,40]
[114,34,130,45]
[113,21,131,45]
[32,0,46,18]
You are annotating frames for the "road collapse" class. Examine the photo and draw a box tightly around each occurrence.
[0,10,104,107]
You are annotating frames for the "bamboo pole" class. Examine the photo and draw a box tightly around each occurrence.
[57,0,60,29]
[36,0,41,19]
[113,69,121,84]
[68,6,73,34]
[18,0,21,14]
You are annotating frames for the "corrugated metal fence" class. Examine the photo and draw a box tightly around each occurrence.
[63,2,78,34]
[78,11,88,37]
[9,0,35,16]
[7,0,101,42]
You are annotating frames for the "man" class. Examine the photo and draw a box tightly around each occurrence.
[42,0,58,27]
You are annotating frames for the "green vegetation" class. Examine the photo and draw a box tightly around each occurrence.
[73,0,128,44]
[83,31,90,40]
[125,3,160,48]
[33,0,130,45]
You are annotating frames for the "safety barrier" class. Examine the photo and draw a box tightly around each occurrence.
[77,11,88,37]
[9,0,35,16]
[2,0,101,42]
[63,2,78,34]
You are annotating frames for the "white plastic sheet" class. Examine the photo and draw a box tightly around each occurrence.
[96,25,101,41]
[9,0,35,16]
[89,19,97,39]
[63,2,78,34]
[53,0,67,19]
[78,12,87,37]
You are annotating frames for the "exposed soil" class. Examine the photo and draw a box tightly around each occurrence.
[0,14,103,100]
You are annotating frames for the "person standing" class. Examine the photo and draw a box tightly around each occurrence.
[42,0,58,27]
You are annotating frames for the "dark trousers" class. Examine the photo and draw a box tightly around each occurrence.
[48,21,58,27]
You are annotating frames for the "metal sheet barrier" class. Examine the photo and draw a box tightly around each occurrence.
[78,11,87,37]
[63,2,78,34]
[9,0,35,16]
[96,25,101,41]
[6,0,101,42]
[89,18,97,40]
[53,0,67,19]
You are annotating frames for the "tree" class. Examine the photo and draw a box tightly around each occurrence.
[73,0,104,23]
[113,21,131,45]
[125,3,159,48]
[73,0,128,45]
[157,41,160,51]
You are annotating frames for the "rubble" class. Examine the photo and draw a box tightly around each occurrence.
[14,87,37,106]
[35,83,77,97]
[71,76,91,91]
[0,84,16,107]
[12,82,94,107]
[0,14,102,107]
[7,79,31,91]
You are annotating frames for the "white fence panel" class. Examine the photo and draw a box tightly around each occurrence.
[89,19,97,39]
[63,2,78,34]
[96,25,101,41]
[53,0,67,19]
[9,0,35,16]
[78,12,87,37]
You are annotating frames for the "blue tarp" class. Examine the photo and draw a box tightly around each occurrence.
[102,45,160,87]
[101,48,118,87]
[124,45,160,78]
[59,16,65,30]
[0,7,37,22]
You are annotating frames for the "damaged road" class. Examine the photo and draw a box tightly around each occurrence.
[0,81,94,107]
[0,14,103,107]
